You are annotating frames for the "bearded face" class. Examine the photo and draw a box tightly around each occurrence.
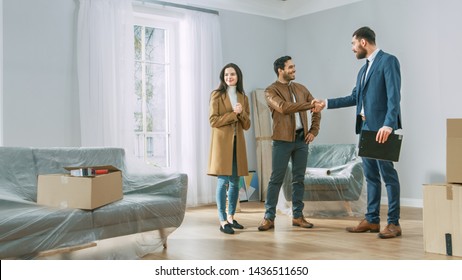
[352,36,367,60]
[282,70,294,82]
[355,44,367,59]
[280,60,296,82]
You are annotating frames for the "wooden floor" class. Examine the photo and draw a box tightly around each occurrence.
[143,201,460,260]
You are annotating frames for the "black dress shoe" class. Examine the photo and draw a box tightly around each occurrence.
[220,223,235,234]
[230,220,244,229]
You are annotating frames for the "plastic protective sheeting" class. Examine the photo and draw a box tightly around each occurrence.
[252,89,273,201]
[37,228,178,260]
[278,144,367,218]
[0,147,187,259]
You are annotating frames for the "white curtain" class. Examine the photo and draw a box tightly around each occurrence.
[176,11,223,207]
[77,1,223,207]
[77,0,135,152]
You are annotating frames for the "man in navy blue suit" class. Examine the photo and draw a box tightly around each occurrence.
[317,26,402,239]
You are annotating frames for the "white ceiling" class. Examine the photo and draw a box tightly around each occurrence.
[159,0,365,19]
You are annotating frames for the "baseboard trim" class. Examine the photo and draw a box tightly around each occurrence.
[381,197,423,208]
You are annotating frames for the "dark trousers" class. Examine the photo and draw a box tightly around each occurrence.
[264,131,308,220]
[362,157,401,225]
[361,123,401,225]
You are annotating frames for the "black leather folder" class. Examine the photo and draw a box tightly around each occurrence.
[358,130,403,162]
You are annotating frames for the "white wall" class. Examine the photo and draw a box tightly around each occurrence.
[3,0,79,147]
[285,0,462,205]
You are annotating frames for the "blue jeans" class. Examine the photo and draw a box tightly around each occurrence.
[264,133,308,220]
[216,142,240,222]
[362,123,401,225]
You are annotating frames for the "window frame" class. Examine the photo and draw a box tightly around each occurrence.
[133,9,180,169]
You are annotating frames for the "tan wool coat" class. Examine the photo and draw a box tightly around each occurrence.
[207,90,250,176]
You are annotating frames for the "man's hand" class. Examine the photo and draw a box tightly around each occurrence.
[305,133,315,144]
[376,126,393,143]
[311,99,325,113]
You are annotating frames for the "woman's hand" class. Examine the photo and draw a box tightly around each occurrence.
[234,103,243,114]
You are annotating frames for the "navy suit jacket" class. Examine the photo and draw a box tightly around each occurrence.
[328,50,402,134]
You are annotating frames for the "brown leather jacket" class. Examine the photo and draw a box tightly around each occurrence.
[265,80,321,142]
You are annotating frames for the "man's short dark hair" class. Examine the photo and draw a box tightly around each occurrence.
[273,55,292,76]
[353,26,376,45]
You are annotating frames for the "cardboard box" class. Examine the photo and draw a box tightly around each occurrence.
[422,183,462,256]
[37,165,123,210]
[447,119,462,184]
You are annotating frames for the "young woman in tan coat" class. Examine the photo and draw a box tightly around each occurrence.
[208,63,250,234]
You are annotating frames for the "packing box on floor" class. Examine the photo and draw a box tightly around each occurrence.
[447,119,462,184]
[37,165,123,210]
[422,183,462,257]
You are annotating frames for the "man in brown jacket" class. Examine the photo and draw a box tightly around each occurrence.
[258,55,323,231]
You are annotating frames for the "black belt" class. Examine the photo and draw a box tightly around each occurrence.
[295,128,304,137]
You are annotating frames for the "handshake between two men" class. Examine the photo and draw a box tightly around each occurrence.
[311,99,326,113]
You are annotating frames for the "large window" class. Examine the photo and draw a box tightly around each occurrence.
[133,18,176,167]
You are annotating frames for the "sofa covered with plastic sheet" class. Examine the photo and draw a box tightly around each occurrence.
[0,147,187,259]
[281,144,364,216]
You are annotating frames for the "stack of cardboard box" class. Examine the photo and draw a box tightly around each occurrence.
[423,119,462,257]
